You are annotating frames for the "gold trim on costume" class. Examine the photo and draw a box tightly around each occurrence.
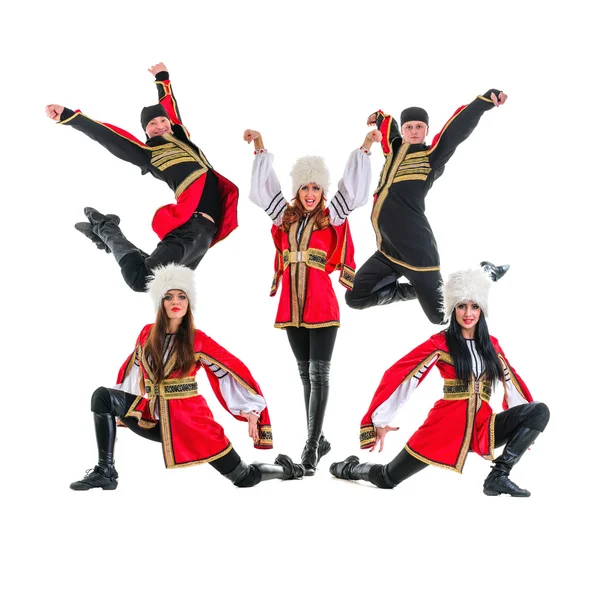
[144,376,198,399]
[442,378,492,403]
[174,170,204,198]
[156,157,197,171]
[274,320,341,329]
[360,424,376,449]
[371,143,410,249]
[404,444,463,473]
[282,248,327,271]
[167,444,234,469]
[483,413,496,460]
[195,352,259,395]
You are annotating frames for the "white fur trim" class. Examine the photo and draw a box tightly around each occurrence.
[146,263,197,312]
[441,266,492,321]
[290,155,330,196]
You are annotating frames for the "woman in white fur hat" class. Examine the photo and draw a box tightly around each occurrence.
[242,128,379,475]
[330,266,550,497]
[70,263,305,491]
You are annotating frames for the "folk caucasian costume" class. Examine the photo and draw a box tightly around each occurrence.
[249,144,372,473]
[331,267,550,496]
[70,264,304,491]
[346,91,510,323]
[56,69,238,292]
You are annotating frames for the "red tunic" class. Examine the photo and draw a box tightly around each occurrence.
[117,325,272,469]
[359,331,534,473]
[269,210,356,328]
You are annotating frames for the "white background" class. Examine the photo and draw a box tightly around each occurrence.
[3,1,597,598]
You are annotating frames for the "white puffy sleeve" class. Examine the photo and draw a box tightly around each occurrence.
[328,148,372,226]
[249,151,288,226]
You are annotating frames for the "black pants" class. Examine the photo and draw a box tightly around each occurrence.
[285,326,338,361]
[380,401,550,487]
[345,250,445,324]
[91,386,240,475]
[118,214,216,292]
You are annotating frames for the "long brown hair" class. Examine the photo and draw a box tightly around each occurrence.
[281,192,329,232]
[144,300,197,384]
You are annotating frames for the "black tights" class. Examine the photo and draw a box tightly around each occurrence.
[285,326,338,362]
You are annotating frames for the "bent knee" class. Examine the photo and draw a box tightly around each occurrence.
[528,402,550,431]
[91,386,112,413]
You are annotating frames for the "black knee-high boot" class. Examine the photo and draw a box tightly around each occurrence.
[85,207,143,265]
[480,261,510,282]
[301,360,331,474]
[223,454,305,487]
[375,281,417,306]
[329,456,398,489]
[74,213,120,253]
[483,427,541,497]
[297,361,331,463]
[70,413,119,491]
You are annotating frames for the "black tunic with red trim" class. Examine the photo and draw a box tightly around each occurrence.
[371,89,501,271]
[57,71,238,244]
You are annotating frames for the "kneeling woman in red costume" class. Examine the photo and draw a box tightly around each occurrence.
[70,264,304,490]
[330,266,550,496]
[243,128,379,474]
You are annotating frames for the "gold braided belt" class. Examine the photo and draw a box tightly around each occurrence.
[144,376,199,400]
[442,379,492,403]
[282,248,327,271]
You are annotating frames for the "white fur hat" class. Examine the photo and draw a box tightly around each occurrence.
[146,263,197,312]
[441,266,492,321]
[290,155,330,196]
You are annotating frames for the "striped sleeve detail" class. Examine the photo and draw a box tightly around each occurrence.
[265,191,287,223]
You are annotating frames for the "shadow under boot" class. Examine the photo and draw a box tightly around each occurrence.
[480,261,510,282]
[329,456,398,489]
[70,413,119,491]
[297,361,331,464]
[301,360,331,475]
[224,455,304,487]
[483,427,541,497]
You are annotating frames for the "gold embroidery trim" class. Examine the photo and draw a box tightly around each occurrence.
[166,444,234,469]
[175,170,205,198]
[360,424,376,448]
[371,142,410,248]
[144,376,198,400]
[282,248,327,271]
[392,173,429,183]
[442,378,492,403]
[405,444,464,474]
[195,352,259,395]
[274,320,340,329]
[156,156,197,171]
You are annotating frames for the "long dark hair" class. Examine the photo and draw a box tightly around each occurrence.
[444,310,503,386]
[281,193,329,232]
[143,302,197,384]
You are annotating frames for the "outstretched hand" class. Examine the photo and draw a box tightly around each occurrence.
[491,91,508,107]
[243,129,265,151]
[366,112,378,126]
[369,425,399,453]
[45,104,64,121]
[241,411,259,443]
[366,129,383,143]
[148,62,168,76]
[243,129,261,144]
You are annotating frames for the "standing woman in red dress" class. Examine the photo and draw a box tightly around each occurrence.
[243,128,380,474]
[330,266,550,496]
